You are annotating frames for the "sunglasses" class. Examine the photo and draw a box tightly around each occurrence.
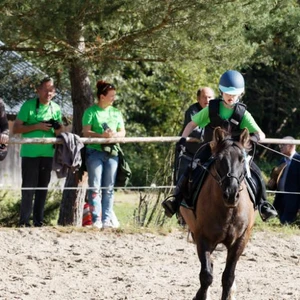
[101,84,115,94]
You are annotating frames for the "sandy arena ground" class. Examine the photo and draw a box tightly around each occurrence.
[0,227,299,300]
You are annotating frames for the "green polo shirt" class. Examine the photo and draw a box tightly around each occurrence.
[192,101,261,133]
[82,104,124,152]
[16,98,62,157]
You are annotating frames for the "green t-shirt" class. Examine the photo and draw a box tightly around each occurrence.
[17,98,62,157]
[82,104,125,151]
[192,101,261,134]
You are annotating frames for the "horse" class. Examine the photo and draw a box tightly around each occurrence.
[180,127,256,300]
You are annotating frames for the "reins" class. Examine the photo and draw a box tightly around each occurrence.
[201,140,246,189]
[258,142,300,163]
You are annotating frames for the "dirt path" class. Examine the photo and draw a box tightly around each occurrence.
[0,227,299,300]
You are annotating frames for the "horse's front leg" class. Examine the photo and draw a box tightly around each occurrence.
[179,207,196,234]
[193,239,213,300]
[221,237,247,300]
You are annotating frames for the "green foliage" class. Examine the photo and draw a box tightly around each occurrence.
[42,190,62,225]
[1,0,270,75]
[0,188,299,230]
[0,0,284,187]
[255,155,278,182]
[243,65,300,141]
[242,0,300,149]
[107,62,214,186]
[254,212,300,233]
[3,0,300,223]
[0,190,20,227]
[0,189,61,227]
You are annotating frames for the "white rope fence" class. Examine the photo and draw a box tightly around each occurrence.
[2,136,300,194]
[7,136,300,145]
[8,136,184,145]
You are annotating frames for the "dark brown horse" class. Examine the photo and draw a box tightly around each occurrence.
[180,127,255,300]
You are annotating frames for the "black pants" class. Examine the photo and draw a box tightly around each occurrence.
[174,151,193,185]
[19,157,53,227]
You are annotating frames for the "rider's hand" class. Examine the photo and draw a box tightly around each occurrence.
[176,137,187,153]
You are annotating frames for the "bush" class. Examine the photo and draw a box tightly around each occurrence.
[0,189,61,227]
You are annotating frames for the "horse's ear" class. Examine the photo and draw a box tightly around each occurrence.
[211,127,225,152]
[214,127,225,143]
[239,128,250,146]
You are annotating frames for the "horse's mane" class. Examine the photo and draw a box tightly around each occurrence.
[210,128,251,156]
[211,138,236,156]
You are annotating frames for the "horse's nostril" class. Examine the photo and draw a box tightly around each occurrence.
[223,189,240,207]
[223,192,229,200]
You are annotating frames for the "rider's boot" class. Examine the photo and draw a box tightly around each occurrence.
[259,201,278,222]
[256,173,278,222]
[249,165,278,222]
[258,196,278,222]
[162,173,188,218]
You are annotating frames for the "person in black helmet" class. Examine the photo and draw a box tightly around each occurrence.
[162,70,278,222]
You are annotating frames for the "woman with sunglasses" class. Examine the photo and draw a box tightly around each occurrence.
[82,80,126,229]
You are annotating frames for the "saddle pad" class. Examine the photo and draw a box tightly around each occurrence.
[181,159,215,210]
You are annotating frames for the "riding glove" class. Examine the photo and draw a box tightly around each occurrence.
[176,137,187,153]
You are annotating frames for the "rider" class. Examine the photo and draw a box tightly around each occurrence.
[162,70,278,222]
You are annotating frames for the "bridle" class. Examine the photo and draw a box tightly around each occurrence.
[202,140,246,189]
[213,166,244,188]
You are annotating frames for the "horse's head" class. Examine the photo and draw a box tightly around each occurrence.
[210,127,251,207]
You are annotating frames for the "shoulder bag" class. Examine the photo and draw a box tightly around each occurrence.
[115,144,132,187]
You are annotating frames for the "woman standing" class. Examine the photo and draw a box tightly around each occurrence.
[82,80,126,228]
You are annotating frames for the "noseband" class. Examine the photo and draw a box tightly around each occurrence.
[213,167,244,188]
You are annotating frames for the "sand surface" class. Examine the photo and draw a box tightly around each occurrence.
[0,227,299,300]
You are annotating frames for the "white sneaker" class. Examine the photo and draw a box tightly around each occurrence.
[111,211,120,228]
[102,220,113,229]
[111,220,120,228]
[93,220,103,229]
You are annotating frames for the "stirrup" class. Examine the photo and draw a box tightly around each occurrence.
[162,195,178,218]
[259,201,278,222]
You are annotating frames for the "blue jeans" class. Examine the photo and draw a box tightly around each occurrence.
[85,148,119,224]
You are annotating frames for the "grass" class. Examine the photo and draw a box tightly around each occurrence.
[253,214,300,235]
[0,189,299,235]
[114,190,181,233]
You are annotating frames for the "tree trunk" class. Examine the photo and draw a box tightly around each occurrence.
[57,63,93,226]
[58,21,94,226]
[58,171,88,226]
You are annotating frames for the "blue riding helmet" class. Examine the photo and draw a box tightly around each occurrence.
[219,70,245,95]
